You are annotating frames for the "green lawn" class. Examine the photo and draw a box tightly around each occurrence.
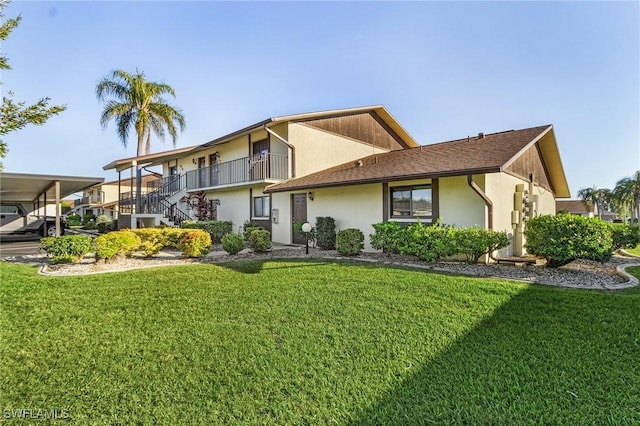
[1,260,639,425]
[625,244,640,257]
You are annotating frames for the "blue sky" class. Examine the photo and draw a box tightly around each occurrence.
[2,1,638,197]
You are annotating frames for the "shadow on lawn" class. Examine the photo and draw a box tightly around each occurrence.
[351,285,640,424]
[213,258,336,274]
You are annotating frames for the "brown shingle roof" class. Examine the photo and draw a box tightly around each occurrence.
[266,125,553,192]
[556,200,595,214]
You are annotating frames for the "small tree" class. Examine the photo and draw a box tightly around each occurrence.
[185,191,217,220]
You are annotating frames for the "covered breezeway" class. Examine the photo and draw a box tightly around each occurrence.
[0,172,104,237]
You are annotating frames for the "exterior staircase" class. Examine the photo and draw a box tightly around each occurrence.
[138,174,190,227]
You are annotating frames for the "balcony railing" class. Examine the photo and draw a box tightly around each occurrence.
[147,174,186,197]
[186,153,288,191]
[74,192,104,207]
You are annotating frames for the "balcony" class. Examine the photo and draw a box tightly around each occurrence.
[74,192,104,207]
[186,153,288,191]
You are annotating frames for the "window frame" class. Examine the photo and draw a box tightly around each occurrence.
[390,184,433,220]
[252,195,271,219]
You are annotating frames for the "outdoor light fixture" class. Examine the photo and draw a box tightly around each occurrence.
[301,222,312,254]
[307,191,314,201]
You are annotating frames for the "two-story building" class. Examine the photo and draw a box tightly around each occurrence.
[103,105,571,256]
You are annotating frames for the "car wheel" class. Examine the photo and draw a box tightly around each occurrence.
[42,224,62,237]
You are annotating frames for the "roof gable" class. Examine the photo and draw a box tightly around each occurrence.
[300,111,414,150]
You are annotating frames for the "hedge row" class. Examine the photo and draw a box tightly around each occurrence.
[40,228,212,264]
[370,221,509,263]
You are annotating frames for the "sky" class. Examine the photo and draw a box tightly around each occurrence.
[1,0,638,198]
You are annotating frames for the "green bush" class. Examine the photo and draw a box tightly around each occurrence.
[95,215,116,233]
[370,221,408,254]
[177,229,212,258]
[243,220,264,241]
[315,217,336,250]
[336,228,364,256]
[40,235,93,264]
[82,213,95,225]
[161,227,185,249]
[401,222,458,262]
[93,230,141,262]
[221,233,245,255]
[247,228,271,252]
[66,213,81,226]
[83,221,97,230]
[182,220,232,244]
[611,224,640,250]
[455,227,510,263]
[525,215,613,267]
[132,228,167,257]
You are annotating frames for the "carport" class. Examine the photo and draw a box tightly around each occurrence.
[0,172,104,236]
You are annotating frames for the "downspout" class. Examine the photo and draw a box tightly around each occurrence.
[467,174,499,263]
[467,174,493,229]
[264,126,296,178]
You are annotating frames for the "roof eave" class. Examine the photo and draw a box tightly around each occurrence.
[264,167,501,193]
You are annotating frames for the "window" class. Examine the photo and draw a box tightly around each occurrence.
[252,196,270,218]
[390,185,432,218]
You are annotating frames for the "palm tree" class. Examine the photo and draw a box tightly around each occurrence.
[613,171,640,225]
[576,186,610,219]
[96,69,185,156]
[96,69,185,212]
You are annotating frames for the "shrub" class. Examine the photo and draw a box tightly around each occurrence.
[182,220,232,244]
[401,221,458,262]
[83,221,97,230]
[221,233,245,255]
[132,228,167,257]
[161,227,185,249]
[40,235,93,264]
[66,213,81,226]
[93,230,140,262]
[82,213,95,225]
[336,228,364,256]
[177,229,212,257]
[525,215,613,267]
[455,227,510,263]
[243,220,264,241]
[315,217,336,250]
[370,221,408,254]
[247,228,272,252]
[611,224,640,250]
[95,215,116,233]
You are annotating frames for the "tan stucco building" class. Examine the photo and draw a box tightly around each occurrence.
[103,105,571,257]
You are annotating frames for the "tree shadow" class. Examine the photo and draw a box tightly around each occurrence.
[212,258,337,274]
[351,285,640,424]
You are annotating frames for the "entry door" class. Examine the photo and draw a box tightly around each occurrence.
[292,193,307,245]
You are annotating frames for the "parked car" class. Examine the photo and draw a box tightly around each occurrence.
[0,202,67,237]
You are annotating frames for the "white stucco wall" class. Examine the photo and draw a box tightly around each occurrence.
[208,189,250,233]
[310,184,383,251]
[270,192,292,244]
[438,176,486,228]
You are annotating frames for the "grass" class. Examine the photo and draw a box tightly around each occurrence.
[625,244,640,257]
[1,259,639,424]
